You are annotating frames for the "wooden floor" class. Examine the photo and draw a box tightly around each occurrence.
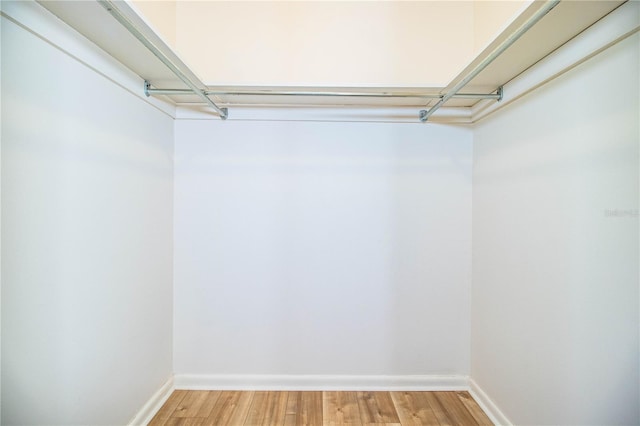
[148,390,493,426]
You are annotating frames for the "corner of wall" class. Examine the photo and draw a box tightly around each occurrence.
[128,376,175,426]
[468,379,512,426]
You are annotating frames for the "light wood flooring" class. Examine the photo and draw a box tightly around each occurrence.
[148,390,493,426]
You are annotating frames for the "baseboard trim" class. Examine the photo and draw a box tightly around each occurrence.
[128,375,175,426]
[469,379,512,426]
[173,374,469,391]
[128,374,498,424]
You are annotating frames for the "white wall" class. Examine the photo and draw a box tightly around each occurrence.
[173,120,472,378]
[0,12,3,422]
[471,33,639,425]
[1,10,174,425]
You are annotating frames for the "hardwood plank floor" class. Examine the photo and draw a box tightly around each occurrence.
[323,391,361,425]
[205,391,254,425]
[149,391,492,426]
[356,392,400,424]
[245,392,289,425]
[390,391,440,425]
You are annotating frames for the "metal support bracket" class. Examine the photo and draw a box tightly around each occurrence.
[418,86,503,121]
[144,80,151,97]
[99,1,228,120]
[144,81,228,120]
[419,0,559,122]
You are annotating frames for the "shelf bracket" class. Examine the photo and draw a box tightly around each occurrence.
[419,0,559,122]
[98,0,228,120]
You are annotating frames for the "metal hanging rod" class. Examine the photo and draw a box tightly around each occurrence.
[419,0,560,122]
[98,0,228,120]
[144,85,503,101]
[99,0,555,121]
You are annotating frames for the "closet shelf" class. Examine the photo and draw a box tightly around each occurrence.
[38,0,625,122]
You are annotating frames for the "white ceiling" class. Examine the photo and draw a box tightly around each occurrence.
[38,0,625,110]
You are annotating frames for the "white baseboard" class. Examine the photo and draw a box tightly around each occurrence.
[129,374,498,426]
[128,376,175,426]
[173,374,469,391]
[469,379,512,426]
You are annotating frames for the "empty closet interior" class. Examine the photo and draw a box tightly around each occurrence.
[1,1,638,425]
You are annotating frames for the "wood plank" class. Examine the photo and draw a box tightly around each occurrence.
[456,391,493,426]
[148,390,189,426]
[153,390,492,426]
[323,391,362,425]
[434,392,479,426]
[284,391,300,426]
[390,391,440,425]
[204,391,254,426]
[285,391,323,426]
[173,391,221,418]
[244,391,289,425]
[164,418,205,426]
[423,392,453,426]
[356,392,401,424]
[303,392,324,426]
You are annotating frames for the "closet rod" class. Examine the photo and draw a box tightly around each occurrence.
[97,0,228,120]
[419,0,560,122]
[144,86,503,101]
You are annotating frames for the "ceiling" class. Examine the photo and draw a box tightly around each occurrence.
[38,1,625,112]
